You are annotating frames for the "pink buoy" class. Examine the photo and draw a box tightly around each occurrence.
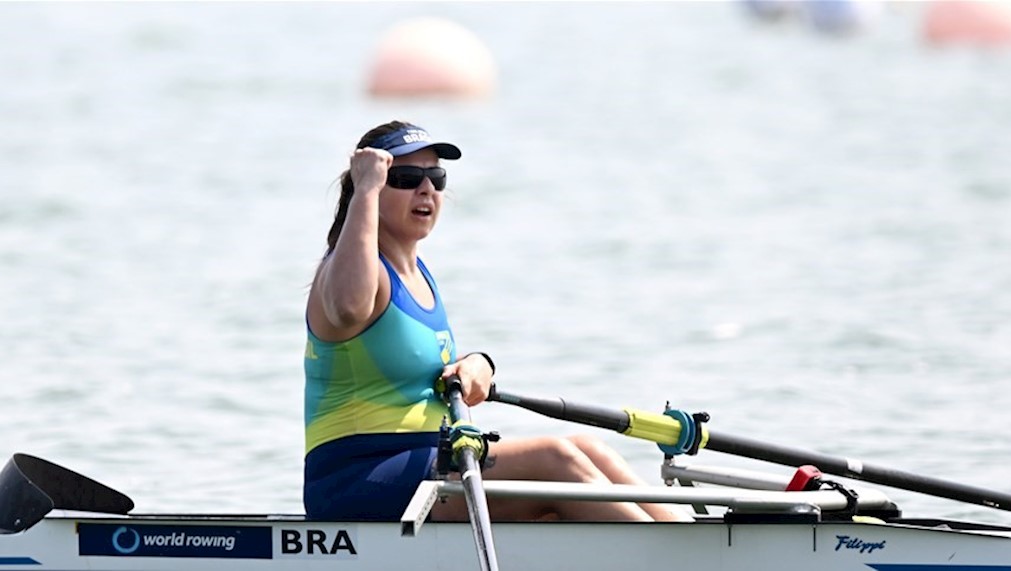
[367,17,497,98]
[923,0,1011,47]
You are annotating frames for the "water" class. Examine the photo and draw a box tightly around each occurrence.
[2,3,1010,525]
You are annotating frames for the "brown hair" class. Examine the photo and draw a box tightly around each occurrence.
[325,120,413,255]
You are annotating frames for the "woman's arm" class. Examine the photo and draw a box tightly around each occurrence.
[308,148,392,341]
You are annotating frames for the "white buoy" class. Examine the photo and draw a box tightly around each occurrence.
[367,17,497,98]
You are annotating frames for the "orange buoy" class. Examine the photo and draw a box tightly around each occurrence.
[367,17,497,98]
[923,0,1011,47]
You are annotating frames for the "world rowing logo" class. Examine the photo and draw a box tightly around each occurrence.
[79,522,273,559]
[112,526,141,554]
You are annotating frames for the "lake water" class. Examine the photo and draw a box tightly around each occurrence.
[2,2,1010,526]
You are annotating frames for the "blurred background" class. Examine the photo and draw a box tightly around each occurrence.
[2,1,1010,524]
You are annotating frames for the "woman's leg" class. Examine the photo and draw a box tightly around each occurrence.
[430,436,655,522]
[565,434,695,521]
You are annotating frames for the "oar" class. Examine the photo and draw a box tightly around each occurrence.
[487,386,1011,512]
[442,375,499,571]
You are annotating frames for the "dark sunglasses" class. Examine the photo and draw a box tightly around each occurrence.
[386,166,447,191]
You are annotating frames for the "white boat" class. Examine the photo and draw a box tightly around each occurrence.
[4,452,1011,571]
[7,388,1011,570]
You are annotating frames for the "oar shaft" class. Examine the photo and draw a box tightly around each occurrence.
[458,447,497,571]
[488,386,629,432]
[445,382,499,571]
[706,431,1011,511]
[489,386,1011,513]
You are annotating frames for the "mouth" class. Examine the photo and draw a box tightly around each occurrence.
[412,205,434,217]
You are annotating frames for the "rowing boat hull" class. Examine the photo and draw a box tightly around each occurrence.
[3,511,1011,570]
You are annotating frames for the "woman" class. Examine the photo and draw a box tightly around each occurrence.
[303,120,692,522]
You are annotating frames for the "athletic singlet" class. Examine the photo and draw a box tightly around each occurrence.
[303,255,455,454]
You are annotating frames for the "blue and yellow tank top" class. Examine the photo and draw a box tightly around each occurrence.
[303,255,455,454]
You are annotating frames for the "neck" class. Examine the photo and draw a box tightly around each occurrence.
[378,236,419,273]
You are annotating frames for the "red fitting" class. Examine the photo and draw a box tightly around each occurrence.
[786,465,823,491]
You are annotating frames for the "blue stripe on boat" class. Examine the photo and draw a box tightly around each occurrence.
[869,561,1011,565]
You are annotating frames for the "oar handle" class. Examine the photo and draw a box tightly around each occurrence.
[443,375,472,423]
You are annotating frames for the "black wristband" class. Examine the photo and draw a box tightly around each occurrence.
[466,352,496,375]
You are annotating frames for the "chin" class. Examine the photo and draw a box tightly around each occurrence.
[411,226,435,241]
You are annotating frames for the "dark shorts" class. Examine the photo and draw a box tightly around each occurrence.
[303,432,439,521]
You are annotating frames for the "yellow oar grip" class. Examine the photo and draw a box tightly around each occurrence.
[621,408,710,452]
[622,408,682,445]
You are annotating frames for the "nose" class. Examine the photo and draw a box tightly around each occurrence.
[416,176,435,194]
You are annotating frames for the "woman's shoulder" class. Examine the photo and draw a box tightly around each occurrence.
[307,256,393,342]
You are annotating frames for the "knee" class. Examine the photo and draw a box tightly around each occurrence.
[565,434,619,460]
[491,436,608,483]
[541,437,588,465]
